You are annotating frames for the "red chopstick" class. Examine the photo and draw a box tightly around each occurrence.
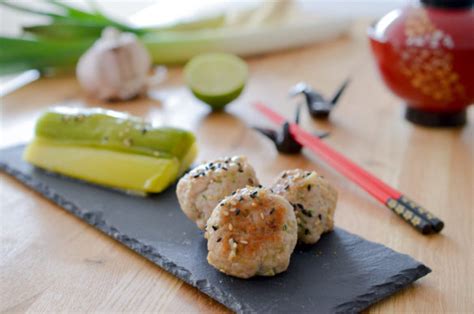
[287,121,436,233]
[292,125,439,223]
[254,102,444,234]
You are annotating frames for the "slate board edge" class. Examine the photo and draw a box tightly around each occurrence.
[0,144,432,313]
[0,160,249,314]
[334,263,430,313]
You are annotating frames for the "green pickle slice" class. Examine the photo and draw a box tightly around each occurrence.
[24,107,197,193]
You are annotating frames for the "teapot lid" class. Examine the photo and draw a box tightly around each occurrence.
[421,0,473,8]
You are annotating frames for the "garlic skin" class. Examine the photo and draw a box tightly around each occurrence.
[76,27,151,101]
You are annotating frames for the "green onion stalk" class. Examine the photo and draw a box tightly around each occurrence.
[0,0,230,75]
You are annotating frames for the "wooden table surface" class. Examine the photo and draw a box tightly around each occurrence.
[1,22,473,313]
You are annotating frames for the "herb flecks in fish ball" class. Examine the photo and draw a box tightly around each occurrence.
[270,169,337,244]
[176,156,259,230]
[205,186,297,278]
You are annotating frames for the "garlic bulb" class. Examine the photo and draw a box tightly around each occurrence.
[76,27,151,101]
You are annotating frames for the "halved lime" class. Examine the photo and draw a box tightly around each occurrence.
[184,53,248,110]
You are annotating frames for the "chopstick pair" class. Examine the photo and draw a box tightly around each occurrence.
[254,102,444,235]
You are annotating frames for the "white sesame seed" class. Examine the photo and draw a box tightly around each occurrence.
[223,211,229,216]
[252,202,257,207]
[240,240,248,244]
[228,252,236,260]
[230,208,236,212]
[260,213,265,219]
[228,224,233,231]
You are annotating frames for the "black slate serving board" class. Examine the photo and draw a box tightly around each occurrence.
[0,144,431,313]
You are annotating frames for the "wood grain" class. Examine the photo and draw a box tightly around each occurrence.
[1,22,473,313]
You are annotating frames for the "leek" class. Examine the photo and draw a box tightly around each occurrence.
[0,0,226,75]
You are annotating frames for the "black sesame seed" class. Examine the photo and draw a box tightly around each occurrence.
[270,208,275,215]
[238,169,244,173]
[217,237,222,242]
[257,184,263,188]
[212,225,218,231]
[282,173,287,178]
[307,185,312,191]
[284,185,290,190]
[220,203,225,207]
[302,209,313,218]
[305,228,310,235]
[318,214,322,220]
[222,167,228,171]
[141,128,148,134]
[238,196,244,202]
[236,209,240,216]
[297,203,304,210]
[193,174,200,178]
[250,191,258,198]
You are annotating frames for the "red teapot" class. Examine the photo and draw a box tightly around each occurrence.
[368,0,473,127]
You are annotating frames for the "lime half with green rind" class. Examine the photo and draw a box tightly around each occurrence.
[184,53,248,110]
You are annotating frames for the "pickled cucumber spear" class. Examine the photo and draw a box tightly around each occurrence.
[24,107,197,194]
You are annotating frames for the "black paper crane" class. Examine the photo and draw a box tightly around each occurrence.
[290,79,350,119]
[253,104,329,154]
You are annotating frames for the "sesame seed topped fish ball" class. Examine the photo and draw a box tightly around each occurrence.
[271,169,338,244]
[176,156,259,230]
[205,186,297,278]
